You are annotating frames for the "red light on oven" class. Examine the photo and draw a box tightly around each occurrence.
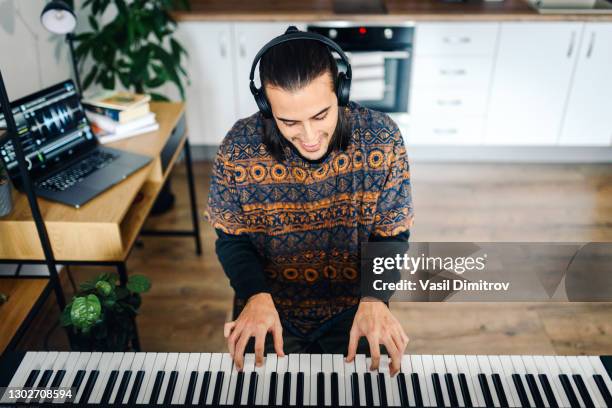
[358,27,367,35]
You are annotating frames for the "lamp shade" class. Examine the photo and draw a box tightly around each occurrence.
[40,1,76,34]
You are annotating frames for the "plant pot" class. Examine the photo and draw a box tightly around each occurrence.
[0,177,12,217]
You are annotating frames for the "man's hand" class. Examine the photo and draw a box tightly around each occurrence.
[224,293,285,370]
[346,297,409,376]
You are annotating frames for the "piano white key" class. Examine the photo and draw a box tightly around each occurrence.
[139,352,166,405]
[477,354,500,407]
[533,355,565,408]
[444,354,465,408]
[522,355,552,408]
[322,354,333,406]
[275,355,288,406]
[23,351,49,395]
[155,352,178,405]
[588,356,612,405]
[510,355,536,408]
[289,354,300,406]
[400,355,416,407]
[543,355,572,408]
[74,352,102,404]
[260,353,276,405]
[55,352,88,404]
[300,354,311,406]
[108,352,134,404]
[241,354,256,406]
[379,354,397,406]
[218,353,233,405]
[47,352,70,391]
[89,352,122,404]
[254,353,266,405]
[432,355,451,407]
[410,354,431,407]
[333,354,346,407]
[557,355,588,408]
[492,355,519,408]
[465,355,487,408]
[310,353,322,406]
[2,351,38,402]
[192,353,211,405]
[120,352,143,405]
[366,357,380,406]
[569,356,604,408]
[226,359,240,406]
[171,353,191,405]
[355,355,368,407]
[25,351,57,404]
[344,356,355,406]
[205,353,223,405]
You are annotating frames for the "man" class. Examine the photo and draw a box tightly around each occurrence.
[206,27,414,376]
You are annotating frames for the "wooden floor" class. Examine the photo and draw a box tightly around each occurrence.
[17,161,612,355]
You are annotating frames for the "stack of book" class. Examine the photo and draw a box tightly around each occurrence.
[82,91,159,144]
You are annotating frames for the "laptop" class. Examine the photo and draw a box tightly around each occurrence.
[0,80,152,208]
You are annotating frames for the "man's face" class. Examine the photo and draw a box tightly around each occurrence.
[265,72,339,161]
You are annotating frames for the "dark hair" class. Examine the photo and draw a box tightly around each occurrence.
[259,39,350,162]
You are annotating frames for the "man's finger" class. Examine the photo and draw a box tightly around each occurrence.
[254,332,265,367]
[367,335,381,371]
[234,333,250,371]
[272,323,285,357]
[227,324,243,357]
[224,321,236,338]
[346,328,360,362]
[384,336,401,376]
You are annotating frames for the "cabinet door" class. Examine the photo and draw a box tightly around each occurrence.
[484,22,583,145]
[560,23,612,146]
[175,22,236,145]
[232,22,307,119]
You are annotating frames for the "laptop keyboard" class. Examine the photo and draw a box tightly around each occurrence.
[37,150,119,192]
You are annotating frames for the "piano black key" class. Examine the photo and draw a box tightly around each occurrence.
[24,369,40,387]
[114,370,132,405]
[559,374,581,408]
[148,371,165,405]
[492,373,509,408]
[268,372,278,406]
[163,370,179,405]
[331,372,339,407]
[234,371,245,407]
[199,371,212,405]
[411,373,424,408]
[128,370,144,405]
[444,373,459,407]
[378,372,388,407]
[397,373,409,408]
[317,372,325,408]
[79,370,99,403]
[50,370,66,388]
[478,373,495,408]
[100,369,118,404]
[351,373,360,407]
[185,371,197,405]
[296,372,304,406]
[512,374,531,408]
[538,374,559,408]
[282,372,291,406]
[247,372,258,406]
[212,371,224,406]
[593,374,612,407]
[458,373,473,408]
[572,374,595,408]
[525,374,545,408]
[364,373,374,407]
[432,373,445,408]
[37,369,53,388]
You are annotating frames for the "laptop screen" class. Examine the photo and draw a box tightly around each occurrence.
[0,80,96,181]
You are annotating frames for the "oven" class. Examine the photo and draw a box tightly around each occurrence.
[308,23,414,115]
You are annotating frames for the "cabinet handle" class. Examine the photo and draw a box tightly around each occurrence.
[439,68,466,76]
[566,31,576,58]
[238,34,246,58]
[219,33,227,58]
[443,36,471,44]
[433,128,458,135]
[586,31,596,59]
[436,99,462,106]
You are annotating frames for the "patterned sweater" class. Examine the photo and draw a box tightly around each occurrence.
[206,102,414,337]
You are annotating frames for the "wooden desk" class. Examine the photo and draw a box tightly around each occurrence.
[0,102,196,262]
[0,279,49,353]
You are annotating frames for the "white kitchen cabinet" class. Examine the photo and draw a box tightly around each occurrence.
[485,22,584,145]
[414,22,499,56]
[232,22,307,119]
[560,23,612,146]
[175,22,237,145]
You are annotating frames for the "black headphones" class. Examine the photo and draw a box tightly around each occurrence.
[249,26,352,118]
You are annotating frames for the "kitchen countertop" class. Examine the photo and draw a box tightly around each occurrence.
[173,0,612,22]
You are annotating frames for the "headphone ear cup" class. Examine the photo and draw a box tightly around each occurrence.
[336,72,351,107]
[254,88,273,118]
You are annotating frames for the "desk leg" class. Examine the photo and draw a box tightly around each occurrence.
[184,139,203,256]
[131,316,141,352]
[116,262,128,286]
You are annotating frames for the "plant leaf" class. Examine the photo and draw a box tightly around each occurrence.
[70,294,102,331]
[127,275,151,293]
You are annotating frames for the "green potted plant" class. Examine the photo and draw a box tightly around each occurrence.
[73,0,189,100]
[0,161,12,217]
[61,272,151,351]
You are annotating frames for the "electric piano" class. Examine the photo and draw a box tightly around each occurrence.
[1,352,610,407]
